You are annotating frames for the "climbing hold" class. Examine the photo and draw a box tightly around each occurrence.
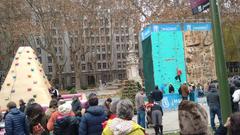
[33,81,38,84]
[11,90,15,93]
[11,70,14,73]
[28,75,32,78]
[13,76,16,79]
[15,63,19,66]
[18,52,22,54]
[39,69,42,72]
[15,57,19,60]
[7,83,10,86]
[35,57,38,60]
[33,95,37,98]
[31,68,34,72]
[28,57,32,60]
[43,76,45,78]
[27,51,30,53]
[27,62,31,65]
[27,88,32,91]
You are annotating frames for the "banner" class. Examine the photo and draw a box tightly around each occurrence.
[162,93,182,111]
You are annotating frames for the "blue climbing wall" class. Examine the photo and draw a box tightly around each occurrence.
[141,23,187,94]
[151,31,187,93]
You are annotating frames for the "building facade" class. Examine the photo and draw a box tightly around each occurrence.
[33,14,140,88]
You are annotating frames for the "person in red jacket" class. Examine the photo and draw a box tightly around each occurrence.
[175,68,182,82]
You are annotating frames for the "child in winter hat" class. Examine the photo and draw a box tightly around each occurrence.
[178,100,211,135]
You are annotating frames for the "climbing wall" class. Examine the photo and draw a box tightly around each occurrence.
[151,31,187,93]
[183,24,216,86]
[0,46,51,109]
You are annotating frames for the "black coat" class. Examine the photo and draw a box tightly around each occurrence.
[54,116,79,135]
[78,106,107,135]
[151,90,163,102]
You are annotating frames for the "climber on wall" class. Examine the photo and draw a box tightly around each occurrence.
[175,67,182,82]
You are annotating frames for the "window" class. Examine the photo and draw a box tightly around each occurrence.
[53,38,57,44]
[48,66,53,72]
[135,44,139,50]
[97,63,101,69]
[91,37,94,44]
[82,64,86,70]
[54,47,58,53]
[116,36,119,42]
[87,63,93,70]
[107,54,111,59]
[102,46,106,52]
[115,28,119,34]
[106,37,110,43]
[102,54,106,60]
[37,48,41,54]
[36,37,41,45]
[118,74,123,80]
[71,76,75,84]
[125,28,128,33]
[122,53,126,59]
[58,47,62,54]
[97,54,101,60]
[71,65,74,71]
[97,46,100,52]
[48,56,52,63]
[117,53,121,59]
[105,28,109,35]
[117,45,120,51]
[58,38,63,45]
[121,37,124,42]
[123,61,126,68]
[103,63,107,69]
[81,55,85,61]
[117,62,122,68]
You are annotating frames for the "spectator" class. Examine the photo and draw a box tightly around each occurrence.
[148,98,163,135]
[150,86,163,105]
[135,88,146,128]
[5,101,29,135]
[103,98,112,118]
[71,96,82,115]
[215,112,240,135]
[79,93,107,135]
[25,103,49,135]
[47,103,75,131]
[19,99,26,113]
[178,100,210,135]
[102,100,120,128]
[207,84,223,131]
[53,103,79,135]
[102,99,145,135]
[180,83,189,100]
[45,99,58,120]
[168,84,175,93]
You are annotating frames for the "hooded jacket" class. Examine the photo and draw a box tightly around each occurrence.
[79,106,107,135]
[102,118,144,135]
[5,108,29,135]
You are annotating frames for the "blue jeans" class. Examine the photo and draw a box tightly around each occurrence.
[137,109,145,128]
[210,107,223,131]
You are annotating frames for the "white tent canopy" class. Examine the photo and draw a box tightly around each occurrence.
[0,46,51,109]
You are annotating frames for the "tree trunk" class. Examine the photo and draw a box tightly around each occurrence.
[51,55,59,87]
